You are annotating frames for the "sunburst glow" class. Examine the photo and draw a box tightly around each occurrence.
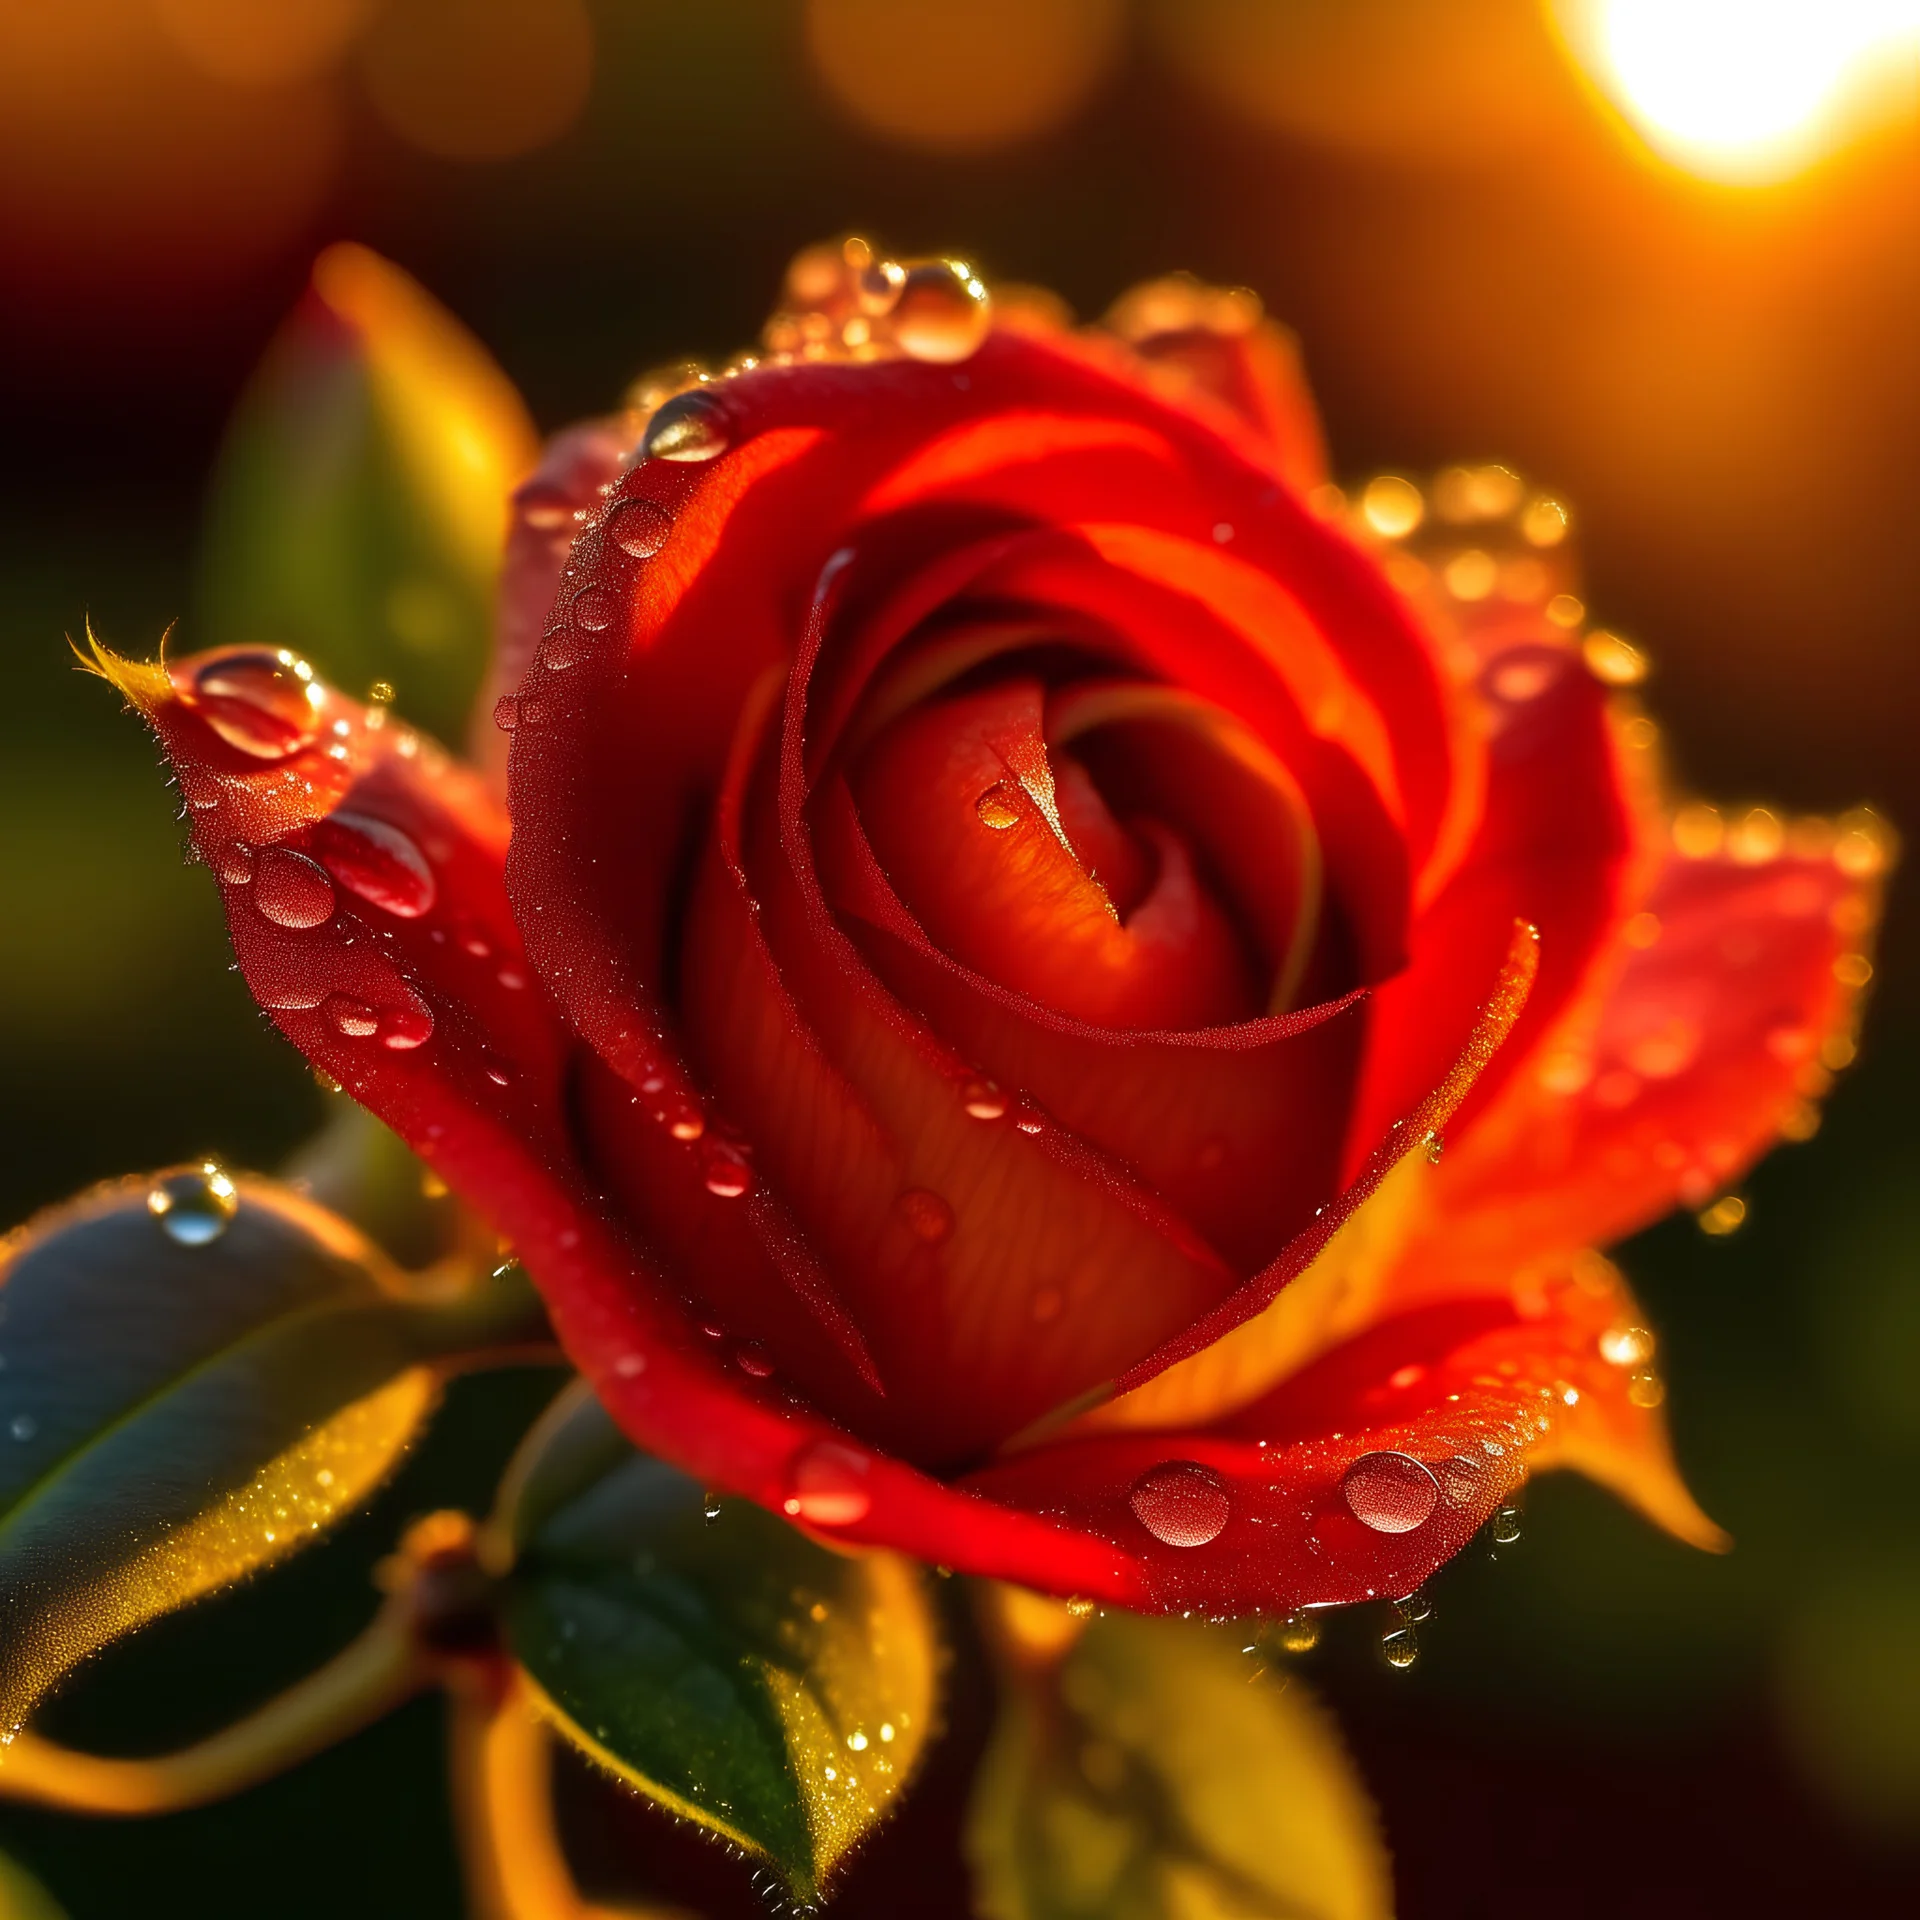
[1563,0,1920,182]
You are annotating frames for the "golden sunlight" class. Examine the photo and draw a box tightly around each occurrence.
[1558,0,1920,182]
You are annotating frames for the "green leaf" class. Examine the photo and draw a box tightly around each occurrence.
[967,1612,1393,1920]
[195,242,539,748]
[0,1164,546,1735]
[0,1849,66,1920]
[496,1383,940,1906]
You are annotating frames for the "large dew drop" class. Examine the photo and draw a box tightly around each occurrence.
[781,1440,873,1527]
[188,650,322,760]
[892,261,991,364]
[1127,1460,1230,1547]
[642,390,729,463]
[311,812,436,919]
[147,1163,239,1246]
[253,849,337,929]
[1342,1451,1439,1534]
[609,497,673,558]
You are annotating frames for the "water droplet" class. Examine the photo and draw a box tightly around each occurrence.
[781,1440,873,1526]
[147,1163,239,1246]
[569,584,616,633]
[9,1414,36,1443]
[493,695,520,732]
[1127,1460,1230,1547]
[609,497,673,557]
[1342,1451,1439,1534]
[704,1147,752,1198]
[734,1341,775,1378]
[323,994,381,1039]
[1490,1504,1523,1546]
[1395,1589,1434,1624]
[668,1107,706,1142]
[311,812,436,918]
[974,781,1023,829]
[1424,1131,1445,1166]
[217,842,255,885]
[1627,1370,1666,1409]
[962,1078,1007,1120]
[188,650,322,760]
[1599,1324,1656,1368]
[1270,1609,1320,1655]
[703,1491,722,1524]
[891,260,991,364]
[483,1060,514,1089]
[1382,1620,1420,1670]
[253,848,336,930]
[897,1189,953,1242]
[377,985,435,1051]
[368,679,396,705]
[642,389,730,463]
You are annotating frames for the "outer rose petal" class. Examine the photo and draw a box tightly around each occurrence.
[966,1252,1719,1614]
[1400,820,1886,1288]
[474,414,635,787]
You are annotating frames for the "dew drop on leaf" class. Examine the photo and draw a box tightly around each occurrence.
[146,1163,239,1246]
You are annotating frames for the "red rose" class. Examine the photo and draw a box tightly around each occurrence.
[112,242,1883,1615]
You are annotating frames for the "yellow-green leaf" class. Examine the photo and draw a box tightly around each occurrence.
[196,242,538,747]
[968,1611,1394,1920]
[496,1383,939,1906]
[0,1165,545,1736]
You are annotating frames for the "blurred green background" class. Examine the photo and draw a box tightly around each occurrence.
[1,2,1917,1914]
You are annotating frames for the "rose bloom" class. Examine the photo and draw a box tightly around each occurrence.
[112,243,1881,1615]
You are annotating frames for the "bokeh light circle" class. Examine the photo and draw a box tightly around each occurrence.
[805,0,1125,155]
[360,0,594,163]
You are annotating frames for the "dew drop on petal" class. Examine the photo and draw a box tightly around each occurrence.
[642,389,730,463]
[253,849,337,929]
[734,1341,775,1378]
[493,695,521,732]
[1127,1460,1230,1548]
[974,781,1023,829]
[1490,1504,1523,1545]
[323,994,381,1039]
[147,1163,239,1246]
[188,650,322,760]
[781,1440,873,1526]
[961,1078,1008,1120]
[570,584,616,633]
[312,812,436,918]
[217,842,256,885]
[1599,1324,1656,1367]
[1342,1451,1439,1534]
[892,260,991,364]
[377,985,435,1051]
[1382,1620,1420,1670]
[1270,1609,1320,1655]
[897,1189,953,1242]
[703,1147,752,1199]
[609,497,673,558]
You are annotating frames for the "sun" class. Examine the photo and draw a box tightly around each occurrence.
[1557,0,1920,182]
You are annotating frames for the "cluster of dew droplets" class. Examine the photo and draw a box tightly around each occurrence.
[763,234,993,369]
[175,652,443,1055]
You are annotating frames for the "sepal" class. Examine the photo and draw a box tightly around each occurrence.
[493,1382,941,1906]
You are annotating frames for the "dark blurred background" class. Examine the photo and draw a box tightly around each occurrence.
[2,2,1918,1914]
